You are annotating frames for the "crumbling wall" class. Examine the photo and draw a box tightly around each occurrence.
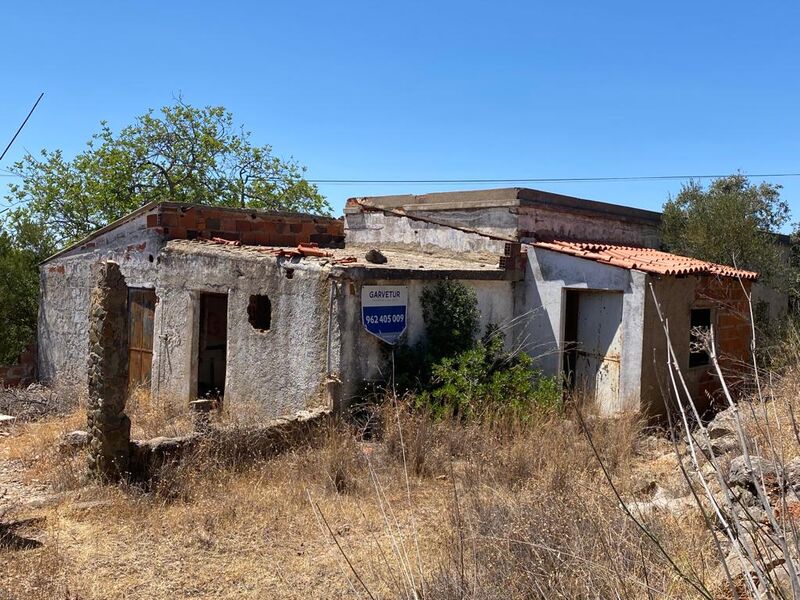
[0,342,37,387]
[642,275,753,417]
[344,210,507,255]
[147,204,344,247]
[152,243,333,416]
[86,261,131,480]
[38,218,162,386]
[518,205,661,248]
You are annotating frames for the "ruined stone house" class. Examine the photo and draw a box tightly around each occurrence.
[36,188,763,418]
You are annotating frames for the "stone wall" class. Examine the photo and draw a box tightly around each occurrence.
[86,261,131,480]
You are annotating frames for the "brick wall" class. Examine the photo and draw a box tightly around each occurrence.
[694,277,753,400]
[0,342,37,387]
[145,204,345,247]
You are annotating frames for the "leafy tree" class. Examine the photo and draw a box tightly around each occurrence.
[0,215,55,364]
[0,99,327,363]
[4,99,330,247]
[661,174,790,286]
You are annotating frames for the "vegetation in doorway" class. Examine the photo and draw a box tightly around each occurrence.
[390,280,560,420]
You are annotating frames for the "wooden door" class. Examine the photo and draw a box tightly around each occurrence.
[128,288,157,388]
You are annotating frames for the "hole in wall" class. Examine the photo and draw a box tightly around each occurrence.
[148,254,154,263]
[247,295,272,331]
[285,269,295,279]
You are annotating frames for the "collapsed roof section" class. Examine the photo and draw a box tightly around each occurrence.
[163,238,517,281]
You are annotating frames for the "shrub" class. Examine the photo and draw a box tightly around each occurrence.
[393,280,480,394]
[419,328,561,421]
[419,280,479,362]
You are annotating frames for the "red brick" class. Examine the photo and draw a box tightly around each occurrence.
[162,213,178,227]
[236,220,252,232]
[147,214,158,228]
[180,213,198,229]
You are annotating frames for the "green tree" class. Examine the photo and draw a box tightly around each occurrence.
[661,174,790,286]
[0,215,55,364]
[0,99,328,364]
[4,99,330,247]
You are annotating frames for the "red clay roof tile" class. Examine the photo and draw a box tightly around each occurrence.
[532,240,758,280]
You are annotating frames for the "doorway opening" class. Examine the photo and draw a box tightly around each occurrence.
[562,289,624,412]
[197,293,228,399]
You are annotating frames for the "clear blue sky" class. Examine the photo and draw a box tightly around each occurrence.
[2,1,799,227]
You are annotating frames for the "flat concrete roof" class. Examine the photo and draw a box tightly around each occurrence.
[347,187,662,224]
[164,239,510,281]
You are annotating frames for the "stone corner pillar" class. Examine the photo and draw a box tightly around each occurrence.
[86,260,130,481]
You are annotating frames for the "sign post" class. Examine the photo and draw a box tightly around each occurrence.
[361,285,408,345]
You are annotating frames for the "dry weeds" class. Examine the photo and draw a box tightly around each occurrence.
[1,389,723,600]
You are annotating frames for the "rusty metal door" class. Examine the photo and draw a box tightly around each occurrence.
[128,288,157,388]
[572,291,623,412]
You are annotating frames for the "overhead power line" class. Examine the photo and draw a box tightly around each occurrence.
[0,92,44,163]
[304,172,800,184]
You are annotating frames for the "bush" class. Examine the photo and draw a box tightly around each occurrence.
[393,280,480,394]
[391,281,560,421]
[420,280,479,362]
[419,328,561,421]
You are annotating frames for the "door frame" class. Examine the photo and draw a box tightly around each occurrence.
[192,291,229,401]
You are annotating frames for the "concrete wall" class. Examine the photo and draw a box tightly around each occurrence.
[38,215,162,384]
[752,281,789,322]
[335,277,515,405]
[151,245,333,416]
[641,275,753,417]
[344,211,507,255]
[518,206,661,248]
[518,246,647,414]
[402,206,518,238]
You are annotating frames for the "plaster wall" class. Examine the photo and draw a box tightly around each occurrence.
[344,211,507,255]
[38,219,163,385]
[403,206,518,238]
[519,246,647,414]
[518,206,660,247]
[152,247,332,416]
[335,278,515,405]
[752,282,789,322]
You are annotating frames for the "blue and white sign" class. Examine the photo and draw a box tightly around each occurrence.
[361,285,408,345]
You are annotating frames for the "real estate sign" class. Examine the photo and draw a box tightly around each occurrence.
[361,285,408,345]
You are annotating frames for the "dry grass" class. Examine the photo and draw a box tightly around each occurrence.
[0,389,724,600]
